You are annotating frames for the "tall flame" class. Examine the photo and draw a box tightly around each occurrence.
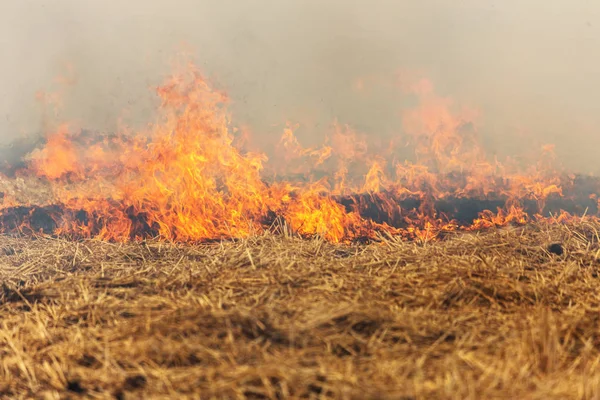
[2,63,597,243]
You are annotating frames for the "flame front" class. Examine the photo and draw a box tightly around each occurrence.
[2,63,598,243]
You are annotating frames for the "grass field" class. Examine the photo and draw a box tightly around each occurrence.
[1,221,600,399]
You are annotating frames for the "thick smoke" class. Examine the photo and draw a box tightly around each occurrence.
[1,0,600,172]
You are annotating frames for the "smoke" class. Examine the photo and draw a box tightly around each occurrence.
[1,0,600,172]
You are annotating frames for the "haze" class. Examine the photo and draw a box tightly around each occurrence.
[1,0,599,172]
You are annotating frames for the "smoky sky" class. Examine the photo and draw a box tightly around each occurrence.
[1,0,600,172]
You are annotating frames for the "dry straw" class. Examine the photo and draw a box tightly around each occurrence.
[0,221,600,398]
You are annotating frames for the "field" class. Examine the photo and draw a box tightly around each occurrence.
[0,221,599,399]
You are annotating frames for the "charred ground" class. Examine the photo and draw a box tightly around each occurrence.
[1,172,600,242]
[1,221,600,399]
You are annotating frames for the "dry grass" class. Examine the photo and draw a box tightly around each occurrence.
[1,222,600,399]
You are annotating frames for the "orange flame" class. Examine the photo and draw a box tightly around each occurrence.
[2,63,597,243]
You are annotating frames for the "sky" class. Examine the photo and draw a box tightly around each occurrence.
[1,0,600,172]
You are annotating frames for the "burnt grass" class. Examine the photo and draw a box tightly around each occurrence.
[1,189,599,240]
[1,222,600,398]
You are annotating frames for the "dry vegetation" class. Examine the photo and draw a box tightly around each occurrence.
[1,221,600,399]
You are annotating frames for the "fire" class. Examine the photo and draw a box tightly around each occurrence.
[29,125,80,180]
[1,62,599,243]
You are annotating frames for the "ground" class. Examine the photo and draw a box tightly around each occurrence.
[0,222,600,399]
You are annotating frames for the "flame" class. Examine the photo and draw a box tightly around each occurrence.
[1,63,599,243]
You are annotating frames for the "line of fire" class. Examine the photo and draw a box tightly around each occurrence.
[1,65,599,244]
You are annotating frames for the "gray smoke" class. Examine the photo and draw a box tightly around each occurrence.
[1,0,600,172]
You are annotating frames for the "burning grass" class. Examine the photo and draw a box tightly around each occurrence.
[5,63,598,244]
[1,221,600,399]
